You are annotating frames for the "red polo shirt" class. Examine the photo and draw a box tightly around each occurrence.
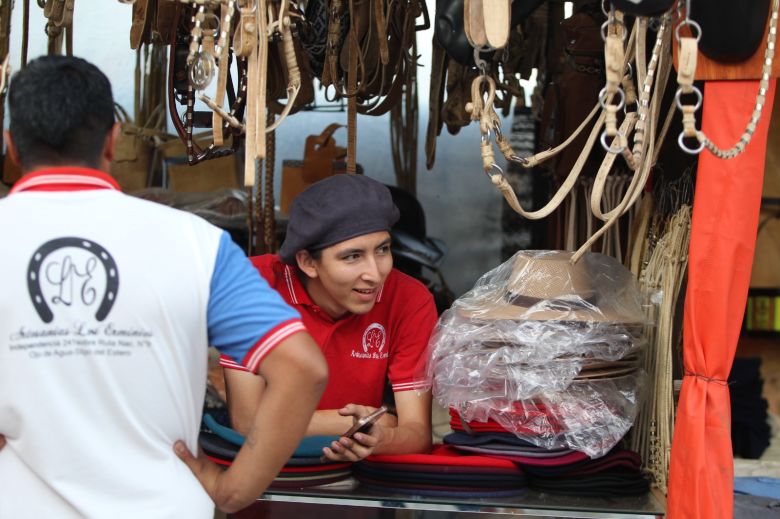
[221,255,437,409]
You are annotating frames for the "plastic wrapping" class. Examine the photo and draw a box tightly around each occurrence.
[423,251,648,457]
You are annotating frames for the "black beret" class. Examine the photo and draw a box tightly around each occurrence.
[279,174,400,264]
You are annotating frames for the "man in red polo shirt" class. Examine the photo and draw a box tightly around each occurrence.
[221,174,437,461]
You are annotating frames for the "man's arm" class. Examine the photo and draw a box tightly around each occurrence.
[223,367,265,436]
[176,331,327,513]
[322,389,432,461]
[225,372,396,437]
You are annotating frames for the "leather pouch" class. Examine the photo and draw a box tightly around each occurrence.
[281,124,361,214]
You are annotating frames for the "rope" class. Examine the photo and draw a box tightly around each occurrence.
[630,204,691,494]
[263,111,276,253]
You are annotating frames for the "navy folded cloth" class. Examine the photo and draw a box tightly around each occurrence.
[518,449,641,477]
[528,472,650,497]
[200,431,239,460]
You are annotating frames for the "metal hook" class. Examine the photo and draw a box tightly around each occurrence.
[675,18,701,43]
[599,86,626,111]
[677,132,705,154]
[674,86,703,112]
[473,47,488,75]
[485,162,504,180]
[493,123,529,165]
[600,129,627,154]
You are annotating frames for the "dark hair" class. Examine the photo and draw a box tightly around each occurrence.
[8,55,115,170]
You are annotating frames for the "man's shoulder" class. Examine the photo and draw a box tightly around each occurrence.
[385,269,434,303]
[248,254,286,287]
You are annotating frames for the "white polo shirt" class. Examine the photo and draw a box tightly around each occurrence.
[0,168,304,518]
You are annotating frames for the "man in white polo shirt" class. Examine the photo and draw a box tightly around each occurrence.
[0,55,328,518]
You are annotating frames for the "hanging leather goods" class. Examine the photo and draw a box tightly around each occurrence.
[42,0,75,56]
[464,0,510,50]
[280,123,349,214]
[675,0,778,159]
[574,13,674,263]
[265,1,301,133]
[345,0,360,174]
[167,3,247,166]
[0,54,9,95]
[321,0,344,89]
[211,0,236,146]
[599,7,628,155]
[254,0,269,164]
[187,5,217,91]
[241,0,261,187]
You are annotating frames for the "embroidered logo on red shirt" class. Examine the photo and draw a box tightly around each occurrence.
[351,322,388,359]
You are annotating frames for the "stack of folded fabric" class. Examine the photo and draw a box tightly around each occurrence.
[443,430,587,465]
[354,445,527,497]
[520,449,649,497]
[424,251,648,459]
[444,414,649,497]
[200,412,352,488]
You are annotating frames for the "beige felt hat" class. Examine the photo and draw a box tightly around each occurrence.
[459,251,643,324]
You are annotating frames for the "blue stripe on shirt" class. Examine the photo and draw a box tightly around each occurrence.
[207,232,300,366]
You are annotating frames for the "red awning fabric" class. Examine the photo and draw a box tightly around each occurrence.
[667,79,777,518]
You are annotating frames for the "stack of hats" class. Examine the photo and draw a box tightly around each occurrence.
[354,445,527,498]
[200,411,352,488]
[425,251,648,458]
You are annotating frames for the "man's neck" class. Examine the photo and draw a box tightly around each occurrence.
[297,271,349,320]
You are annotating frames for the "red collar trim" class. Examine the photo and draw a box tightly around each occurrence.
[282,264,386,306]
[9,167,121,194]
[283,265,311,306]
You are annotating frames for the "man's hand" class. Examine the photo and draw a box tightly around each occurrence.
[0,434,5,451]
[176,331,327,513]
[322,404,387,462]
[174,442,229,510]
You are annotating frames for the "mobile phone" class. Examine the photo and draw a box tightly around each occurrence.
[342,406,388,439]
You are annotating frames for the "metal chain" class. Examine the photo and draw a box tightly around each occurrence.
[676,0,778,158]
[629,14,669,168]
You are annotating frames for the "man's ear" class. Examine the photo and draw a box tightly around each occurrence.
[295,250,318,279]
[4,130,21,167]
[102,122,121,166]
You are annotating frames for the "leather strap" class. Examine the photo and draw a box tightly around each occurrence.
[425,38,448,170]
[255,0,268,162]
[21,0,29,66]
[243,3,258,186]
[265,9,301,133]
[373,0,389,64]
[481,0,510,49]
[346,0,359,173]
[213,2,233,146]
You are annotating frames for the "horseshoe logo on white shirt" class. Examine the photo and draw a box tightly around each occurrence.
[27,237,119,323]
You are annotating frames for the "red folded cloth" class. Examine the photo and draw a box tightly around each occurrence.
[279,462,351,474]
[449,407,563,436]
[358,460,523,475]
[365,444,519,469]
